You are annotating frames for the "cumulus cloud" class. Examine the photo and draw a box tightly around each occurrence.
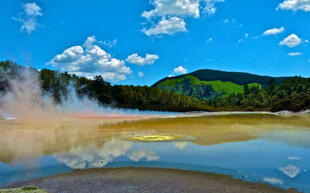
[142,0,224,36]
[288,52,303,56]
[24,2,43,16]
[277,0,310,12]
[279,34,302,48]
[128,150,159,162]
[173,66,188,74]
[138,71,144,77]
[279,165,300,178]
[263,27,285,36]
[48,36,132,82]
[263,177,283,185]
[126,53,159,65]
[15,2,43,34]
[143,17,187,36]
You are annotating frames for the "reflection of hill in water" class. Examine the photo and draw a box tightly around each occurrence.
[0,114,309,164]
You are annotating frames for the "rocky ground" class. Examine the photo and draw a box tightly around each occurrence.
[2,167,301,193]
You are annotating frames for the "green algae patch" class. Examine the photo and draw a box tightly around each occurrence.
[0,186,47,193]
[123,134,191,142]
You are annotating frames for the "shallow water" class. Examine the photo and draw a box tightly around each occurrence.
[0,114,310,192]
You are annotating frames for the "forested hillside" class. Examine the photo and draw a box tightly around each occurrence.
[153,69,288,100]
[153,69,310,112]
[154,75,262,100]
[154,69,288,87]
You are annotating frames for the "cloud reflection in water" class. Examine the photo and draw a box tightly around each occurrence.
[54,140,160,169]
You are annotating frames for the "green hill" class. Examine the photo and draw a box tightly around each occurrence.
[153,69,289,100]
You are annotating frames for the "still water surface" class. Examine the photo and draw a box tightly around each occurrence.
[0,114,310,192]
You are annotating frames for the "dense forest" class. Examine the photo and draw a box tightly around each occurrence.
[209,78,310,112]
[1,60,310,112]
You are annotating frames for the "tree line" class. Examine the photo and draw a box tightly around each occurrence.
[39,69,208,112]
[40,69,310,112]
[1,60,309,112]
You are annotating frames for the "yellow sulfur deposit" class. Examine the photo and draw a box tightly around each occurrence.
[124,134,186,142]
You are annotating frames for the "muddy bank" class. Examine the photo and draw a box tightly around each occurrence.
[3,167,301,193]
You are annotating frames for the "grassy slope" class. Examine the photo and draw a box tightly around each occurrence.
[157,75,261,96]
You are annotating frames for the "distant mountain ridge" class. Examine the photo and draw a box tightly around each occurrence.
[152,69,291,100]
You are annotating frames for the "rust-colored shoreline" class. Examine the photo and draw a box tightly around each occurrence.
[2,167,301,193]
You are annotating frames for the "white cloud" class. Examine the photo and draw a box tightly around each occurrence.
[279,34,302,48]
[174,142,188,150]
[263,27,285,36]
[203,0,225,15]
[288,156,301,160]
[143,17,187,36]
[48,36,132,82]
[126,53,159,65]
[279,165,300,178]
[168,74,175,77]
[16,2,43,34]
[223,18,236,24]
[55,140,133,169]
[142,0,224,36]
[206,37,213,42]
[263,177,283,185]
[278,0,310,12]
[288,52,303,56]
[24,2,43,16]
[128,150,159,162]
[138,71,144,77]
[20,18,39,34]
[142,0,200,19]
[101,39,118,49]
[238,33,249,43]
[173,66,188,74]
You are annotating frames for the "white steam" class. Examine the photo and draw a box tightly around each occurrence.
[0,68,154,120]
[0,69,58,119]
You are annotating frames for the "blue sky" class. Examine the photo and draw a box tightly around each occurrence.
[0,0,310,85]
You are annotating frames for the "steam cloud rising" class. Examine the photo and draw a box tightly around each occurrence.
[0,68,148,120]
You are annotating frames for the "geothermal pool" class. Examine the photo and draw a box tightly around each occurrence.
[0,113,310,192]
